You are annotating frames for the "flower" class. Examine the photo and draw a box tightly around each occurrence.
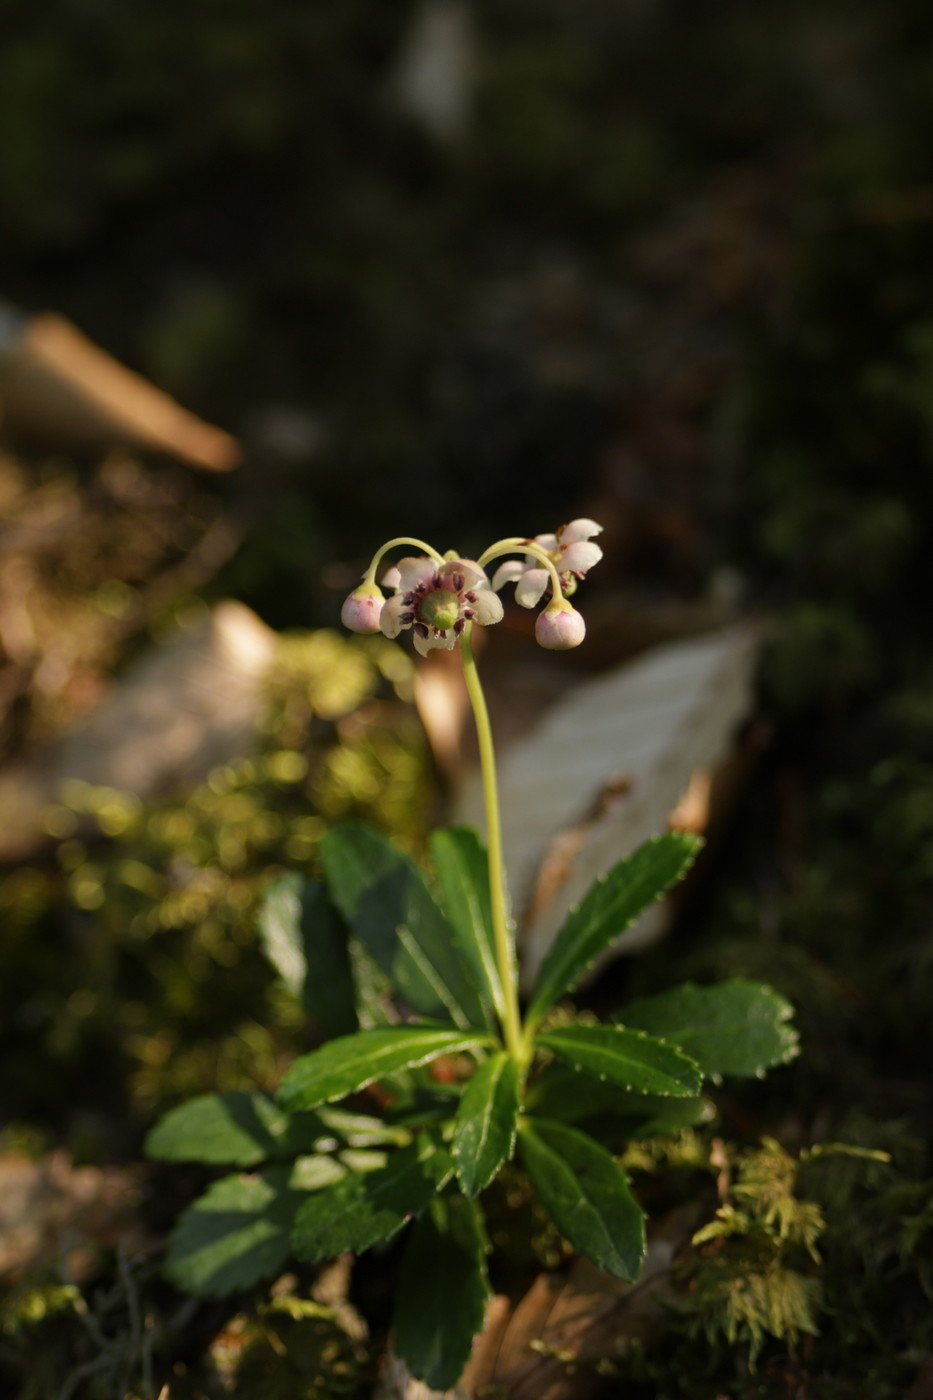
[535,598,586,649]
[492,518,603,607]
[380,556,504,656]
[340,581,385,634]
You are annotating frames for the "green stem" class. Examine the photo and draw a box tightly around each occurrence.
[478,540,566,601]
[459,625,524,1062]
[365,536,444,582]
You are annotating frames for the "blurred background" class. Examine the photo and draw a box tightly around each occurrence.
[2,1,933,1394]
[5,0,928,610]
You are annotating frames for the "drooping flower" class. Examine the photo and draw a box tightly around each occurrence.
[340,581,385,634]
[535,597,586,650]
[492,519,603,608]
[380,556,503,656]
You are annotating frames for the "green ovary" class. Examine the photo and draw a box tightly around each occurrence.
[419,589,460,631]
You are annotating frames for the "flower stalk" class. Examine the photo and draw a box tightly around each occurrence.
[341,520,603,1056]
[365,537,445,581]
[458,623,524,1061]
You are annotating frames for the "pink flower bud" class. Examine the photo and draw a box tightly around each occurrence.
[341,583,384,633]
[535,599,585,650]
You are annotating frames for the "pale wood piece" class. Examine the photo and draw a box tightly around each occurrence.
[1,313,240,470]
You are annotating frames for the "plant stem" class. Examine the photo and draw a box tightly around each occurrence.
[459,625,524,1062]
[478,540,565,601]
[365,537,445,581]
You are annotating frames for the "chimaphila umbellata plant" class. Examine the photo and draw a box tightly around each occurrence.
[147,521,798,1390]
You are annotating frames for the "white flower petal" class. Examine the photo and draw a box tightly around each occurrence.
[515,568,549,608]
[396,556,438,591]
[442,558,486,589]
[560,518,603,544]
[560,540,603,574]
[533,533,559,554]
[413,628,456,656]
[380,593,410,639]
[492,559,526,589]
[471,587,504,626]
[380,565,401,590]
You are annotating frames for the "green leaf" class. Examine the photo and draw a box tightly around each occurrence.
[347,938,398,1029]
[537,1025,702,1097]
[163,1164,310,1296]
[527,1065,627,1124]
[145,1093,412,1166]
[525,833,702,1026]
[528,1068,711,1146]
[623,1096,714,1140]
[321,822,490,1029]
[258,875,357,1038]
[452,1053,521,1197]
[277,1025,491,1113]
[309,1107,412,1149]
[145,1092,289,1166]
[519,1120,645,1281]
[384,1085,466,1130]
[393,1193,491,1391]
[429,827,505,1021]
[288,1156,351,1190]
[291,1134,449,1262]
[620,979,799,1080]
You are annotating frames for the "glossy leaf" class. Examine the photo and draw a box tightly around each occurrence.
[429,826,505,1021]
[321,822,490,1028]
[258,875,357,1038]
[519,1120,645,1281]
[277,1025,490,1113]
[452,1053,521,1197]
[525,833,701,1026]
[291,1134,448,1261]
[393,1192,491,1390]
[537,1025,702,1097]
[620,979,799,1080]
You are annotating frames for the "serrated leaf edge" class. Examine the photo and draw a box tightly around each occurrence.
[537,1024,704,1097]
[526,833,703,1024]
[620,979,801,1079]
[519,1119,647,1281]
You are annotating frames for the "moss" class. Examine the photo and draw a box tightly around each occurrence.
[0,625,434,1138]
